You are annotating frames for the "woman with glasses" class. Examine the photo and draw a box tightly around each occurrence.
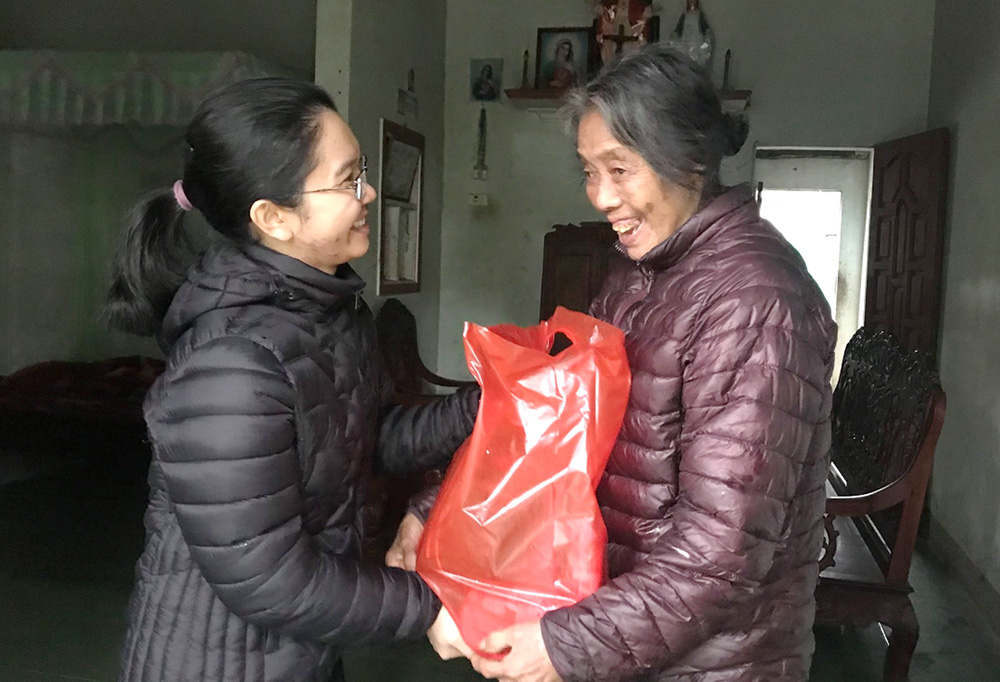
[105,77,478,682]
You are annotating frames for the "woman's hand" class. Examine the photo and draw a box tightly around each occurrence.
[472,621,563,682]
[385,512,423,570]
[427,605,473,660]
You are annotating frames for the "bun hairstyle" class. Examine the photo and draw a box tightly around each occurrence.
[562,43,741,199]
[722,111,750,158]
[103,77,338,336]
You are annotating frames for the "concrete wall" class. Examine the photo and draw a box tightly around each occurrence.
[927,0,1000,594]
[435,0,937,378]
[315,0,449,365]
[0,0,316,75]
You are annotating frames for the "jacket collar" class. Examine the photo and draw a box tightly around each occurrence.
[158,242,366,349]
[619,183,757,271]
[242,244,366,306]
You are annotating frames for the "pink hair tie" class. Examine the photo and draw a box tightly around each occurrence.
[172,180,193,212]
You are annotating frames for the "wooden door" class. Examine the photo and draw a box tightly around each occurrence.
[539,222,618,321]
[865,128,950,360]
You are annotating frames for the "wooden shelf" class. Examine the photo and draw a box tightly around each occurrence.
[504,87,568,113]
[506,86,751,114]
[720,89,752,113]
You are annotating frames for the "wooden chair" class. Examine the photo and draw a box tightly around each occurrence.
[375,297,476,405]
[363,298,475,561]
[816,326,947,681]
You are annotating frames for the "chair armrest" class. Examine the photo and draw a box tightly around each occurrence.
[416,365,477,389]
[826,477,912,518]
[393,390,445,407]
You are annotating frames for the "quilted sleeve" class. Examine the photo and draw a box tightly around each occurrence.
[540,286,835,681]
[148,336,440,645]
[374,385,480,475]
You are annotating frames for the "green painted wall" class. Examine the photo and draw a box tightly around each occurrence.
[927,0,1000,595]
[435,0,937,379]
[0,128,177,373]
[316,0,449,371]
[0,0,316,76]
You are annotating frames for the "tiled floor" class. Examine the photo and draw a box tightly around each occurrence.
[1,453,998,682]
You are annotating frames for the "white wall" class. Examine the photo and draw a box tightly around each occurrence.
[0,0,316,75]
[715,1,935,180]
[436,0,936,378]
[315,0,449,364]
[927,0,1000,594]
[437,0,598,378]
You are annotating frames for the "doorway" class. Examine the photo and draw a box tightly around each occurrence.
[753,147,874,382]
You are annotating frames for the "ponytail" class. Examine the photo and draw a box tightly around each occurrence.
[103,77,340,336]
[102,189,194,336]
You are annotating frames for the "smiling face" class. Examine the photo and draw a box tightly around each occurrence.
[254,109,375,273]
[577,110,701,261]
[293,110,375,270]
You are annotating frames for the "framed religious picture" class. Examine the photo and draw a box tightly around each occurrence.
[534,26,598,89]
[378,119,424,295]
[470,58,503,102]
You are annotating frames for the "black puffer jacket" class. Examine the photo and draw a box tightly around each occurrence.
[118,244,479,682]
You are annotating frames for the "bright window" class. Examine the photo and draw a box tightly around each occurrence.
[759,189,843,313]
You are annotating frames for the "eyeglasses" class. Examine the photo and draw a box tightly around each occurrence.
[302,154,368,201]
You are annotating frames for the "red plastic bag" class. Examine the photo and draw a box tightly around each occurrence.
[416,306,631,653]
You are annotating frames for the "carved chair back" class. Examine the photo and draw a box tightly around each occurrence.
[375,297,425,395]
[828,325,945,585]
[375,298,476,402]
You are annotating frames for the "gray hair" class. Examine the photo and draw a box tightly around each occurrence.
[562,43,745,198]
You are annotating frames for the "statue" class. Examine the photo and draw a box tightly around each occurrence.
[666,0,715,68]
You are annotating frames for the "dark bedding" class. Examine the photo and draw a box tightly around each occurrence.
[0,356,164,456]
[0,356,163,422]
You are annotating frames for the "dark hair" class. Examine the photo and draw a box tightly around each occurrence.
[562,43,747,198]
[103,77,337,336]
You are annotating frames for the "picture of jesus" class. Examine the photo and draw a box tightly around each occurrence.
[542,39,579,88]
[535,27,595,90]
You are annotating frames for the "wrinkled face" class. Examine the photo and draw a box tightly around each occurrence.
[287,110,375,272]
[577,111,700,261]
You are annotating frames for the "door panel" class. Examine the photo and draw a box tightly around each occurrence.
[865,128,950,360]
[539,222,617,321]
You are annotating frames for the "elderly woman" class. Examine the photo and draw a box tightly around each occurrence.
[467,44,837,682]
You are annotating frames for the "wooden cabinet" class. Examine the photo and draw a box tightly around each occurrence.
[539,221,619,321]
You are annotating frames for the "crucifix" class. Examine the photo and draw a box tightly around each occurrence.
[607,24,640,56]
[594,0,653,66]
[473,106,488,180]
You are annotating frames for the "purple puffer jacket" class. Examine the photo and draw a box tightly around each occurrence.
[540,185,836,682]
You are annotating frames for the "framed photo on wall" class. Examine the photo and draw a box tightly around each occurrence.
[535,26,597,89]
[378,119,424,295]
[470,58,503,102]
